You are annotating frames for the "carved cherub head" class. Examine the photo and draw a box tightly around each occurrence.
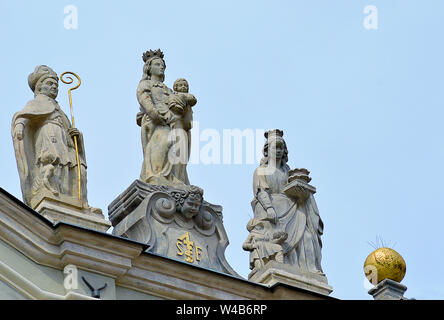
[173,78,189,93]
[28,65,59,98]
[180,186,204,219]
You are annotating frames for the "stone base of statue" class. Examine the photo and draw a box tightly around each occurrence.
[108,180,239,277]
[368,278,408,300]
[32,190,111,233]
[249,261,333,296]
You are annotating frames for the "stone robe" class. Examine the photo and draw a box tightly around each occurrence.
[12,94,88,206]
[252,164,324,274]
[137,79,192,188]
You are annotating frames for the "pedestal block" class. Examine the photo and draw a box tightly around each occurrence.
[108,180,239,276]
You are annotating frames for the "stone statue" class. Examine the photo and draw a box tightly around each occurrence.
[136,49,196,188]
[108,50,236,276]
[167,78,196,131]
[242,218,287,270]
[11,65,109,232]
[243,129,332,295]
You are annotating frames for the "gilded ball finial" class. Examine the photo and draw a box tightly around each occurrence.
[364,247,406,285]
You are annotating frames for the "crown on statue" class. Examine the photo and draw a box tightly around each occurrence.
[264,129,284,139]
[142,49,164,63]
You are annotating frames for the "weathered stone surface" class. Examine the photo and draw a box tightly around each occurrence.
[368,278,408,300]
[109,180,238,276]
[249,261,333,296]
[137,49,197,189]
[11,65,107,231]
[0,187,337,300]
[35,197,111,233]
[243,129,332,294]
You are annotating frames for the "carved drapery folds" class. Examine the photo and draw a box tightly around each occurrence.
[243,129,332,295]
[11,65,109,232]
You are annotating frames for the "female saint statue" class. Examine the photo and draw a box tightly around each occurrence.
[246,129,325,276]
[136,49,196,188]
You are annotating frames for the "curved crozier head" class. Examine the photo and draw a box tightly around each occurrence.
[261,129,288,166]
[28,65,59,98]
[142,49,166,82]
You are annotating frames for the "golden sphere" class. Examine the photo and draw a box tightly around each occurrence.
[364,247,406,284]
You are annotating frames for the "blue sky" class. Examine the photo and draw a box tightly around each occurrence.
[1,0,444,300]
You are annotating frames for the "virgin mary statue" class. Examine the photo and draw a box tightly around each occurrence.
[136,49,195,188]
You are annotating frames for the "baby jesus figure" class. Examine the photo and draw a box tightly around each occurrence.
[158,78,197,131]
[169,78,197,115]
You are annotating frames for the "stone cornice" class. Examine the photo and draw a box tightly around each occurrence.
[0,188,335,300]
[0,188,146,279]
